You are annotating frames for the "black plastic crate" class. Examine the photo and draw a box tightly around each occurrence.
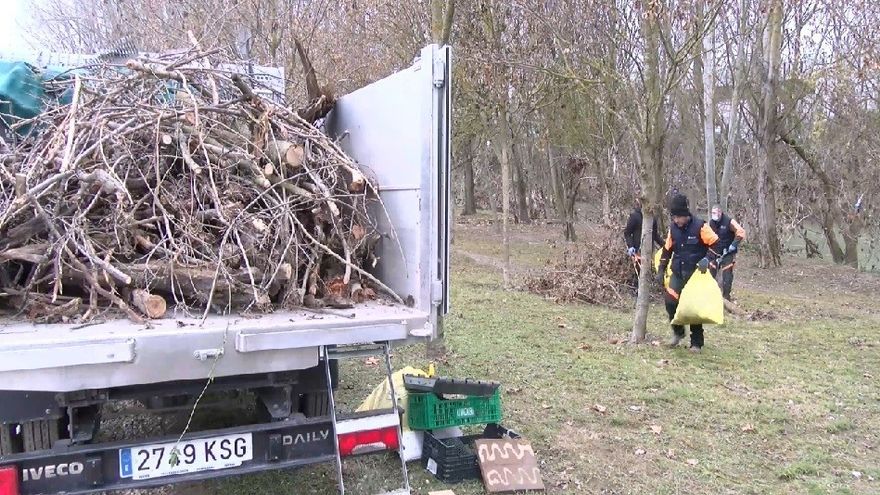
[421,424,520,483]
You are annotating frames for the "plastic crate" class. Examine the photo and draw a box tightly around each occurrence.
[422,424,519,483]
[407,391,502,430]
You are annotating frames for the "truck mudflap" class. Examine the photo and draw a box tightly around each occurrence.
[0,410,401,495]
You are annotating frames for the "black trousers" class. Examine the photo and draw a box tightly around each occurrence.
[664,271,704,348]
[710,254,736,300]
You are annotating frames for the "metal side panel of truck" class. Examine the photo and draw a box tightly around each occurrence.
[0,44,450,394]
[0,44,450,495]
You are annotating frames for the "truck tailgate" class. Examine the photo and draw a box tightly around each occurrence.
[0,303,427,392]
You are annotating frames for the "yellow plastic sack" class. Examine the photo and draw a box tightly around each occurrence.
[652,250,673,287]
[671,270,724,325]
[356,366,428,431]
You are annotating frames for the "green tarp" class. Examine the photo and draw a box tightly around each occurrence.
[0,60,73,136]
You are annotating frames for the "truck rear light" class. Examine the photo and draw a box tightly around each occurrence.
[337,426,400,457]
[336,412,401,457]
[0,466,18,495]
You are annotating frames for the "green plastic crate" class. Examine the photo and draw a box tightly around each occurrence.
[407,391,502,430]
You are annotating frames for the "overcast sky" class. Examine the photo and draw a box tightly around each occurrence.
[0,0,32,51]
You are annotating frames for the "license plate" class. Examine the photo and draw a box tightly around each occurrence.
[119,433,253,480]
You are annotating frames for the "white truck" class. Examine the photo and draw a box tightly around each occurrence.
[0,44,451,495]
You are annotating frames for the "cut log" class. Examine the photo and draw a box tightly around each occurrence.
[14,174,25,197]
[0,244,49,264]
[131,289,167,318]
[266,140,304,171]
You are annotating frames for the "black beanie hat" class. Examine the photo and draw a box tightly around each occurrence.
[670,194,690,217]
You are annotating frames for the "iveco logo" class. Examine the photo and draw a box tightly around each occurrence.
[282,430,330,446]
[22,462,84,481]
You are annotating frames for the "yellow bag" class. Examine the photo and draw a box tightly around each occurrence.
[356,366,428,431]
[652,250,673,288]
[671,270,724,325]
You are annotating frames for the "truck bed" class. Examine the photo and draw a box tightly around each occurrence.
[0,302,428,392]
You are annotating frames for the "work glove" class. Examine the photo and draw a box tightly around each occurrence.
[697,257,709,273]
[728,240,740,253]
[627,247,637,257]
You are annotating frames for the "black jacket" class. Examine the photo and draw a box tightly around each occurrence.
[668,217,717,279]
[710,213,742,251]
[624,208,663,251]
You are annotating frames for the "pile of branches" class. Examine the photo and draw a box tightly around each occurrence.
[524,228,642,308]
[0,51,399,323]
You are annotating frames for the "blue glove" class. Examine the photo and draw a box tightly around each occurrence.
[627,247,637,257]
[728,241,739,254]
[697,257,709,273]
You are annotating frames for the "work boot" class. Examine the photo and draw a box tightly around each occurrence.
[688,346,702,354]
[668,334,684,348]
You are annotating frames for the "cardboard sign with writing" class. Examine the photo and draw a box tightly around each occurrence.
[475,438,545,492]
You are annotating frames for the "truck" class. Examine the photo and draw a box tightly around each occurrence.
[0,44,451,495]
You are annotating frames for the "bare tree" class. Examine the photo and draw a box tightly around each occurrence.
[719,0,749,211]
[697,1,718,213]
[628,2,717,343]
[755,0,784,267]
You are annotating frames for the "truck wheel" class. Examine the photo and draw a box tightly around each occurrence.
[301,392,330,417]
[21,419,62,452]
[0,423,22,455]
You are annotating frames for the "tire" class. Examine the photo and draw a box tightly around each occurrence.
[301,392,330,418]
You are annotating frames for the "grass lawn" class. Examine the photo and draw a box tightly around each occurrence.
[179,223,879,495]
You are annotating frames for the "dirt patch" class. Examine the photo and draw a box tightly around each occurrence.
[733,254,880,320]
[745,309,778,321]
[550,424,672,494]
[454,248,517,274]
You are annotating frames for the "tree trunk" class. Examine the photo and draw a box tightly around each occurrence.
[563,180,579,242]
[486,153,502,232]
[598,157,612,227]
[632,209,656,343]
[777,131,865,268]
[431,0,456,46]
[548,144,572,239]
[843,218,861,268]
[820,212,846,263]
[631,6,663,344]
[462,137,477,215]
[548,147,562,219]
[603,12,620,228]
[756,0,783,268]
[699,1,718,213]
[511,141,531,224]
[497,114,513,287]
[719,0,748,211]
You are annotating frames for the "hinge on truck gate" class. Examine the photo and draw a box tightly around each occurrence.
[431,280,443,305]
[432,57,446,88]
[409,322,432,338]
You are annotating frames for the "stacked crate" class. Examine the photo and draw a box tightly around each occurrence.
[405,376,514,483]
